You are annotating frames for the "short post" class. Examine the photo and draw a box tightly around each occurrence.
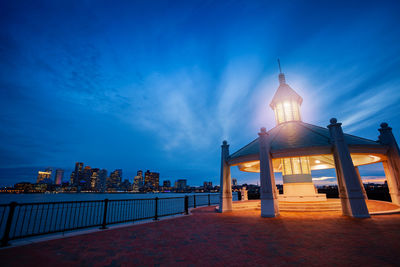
[154,197,159,221]
[184,196,189,215]
[208,194,211,206]
[1,202,18,247]
[193,195,196,208]
[100,199,109,229]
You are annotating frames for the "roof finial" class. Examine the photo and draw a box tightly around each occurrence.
[277,58,286,84]
[278,58,282,73]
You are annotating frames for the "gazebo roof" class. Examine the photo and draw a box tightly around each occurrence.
[269,81,303,108]
[229,121,381,160]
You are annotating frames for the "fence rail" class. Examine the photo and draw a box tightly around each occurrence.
[0,194,221,247]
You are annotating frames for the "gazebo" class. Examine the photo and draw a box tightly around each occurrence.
[218,68,400,218]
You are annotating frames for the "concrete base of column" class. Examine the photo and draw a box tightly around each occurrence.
[340,196,369,218]
[355,167,368,200]
[339,197,352,216]
[218,196,232,213]
[348,197,370,218]
[390,193,400,206]
[260,198,279,217]
[382,161,400,206]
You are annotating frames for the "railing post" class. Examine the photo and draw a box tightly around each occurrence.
[208,194,211,206]
[1,202,17,247]
[193,195,196,208]
[184,196,189,215]
[100,199,109,229]
[154,197,159,221]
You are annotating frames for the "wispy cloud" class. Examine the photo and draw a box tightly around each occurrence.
[116,57,265,152]
[312,175,387,186]
[341,81,400,133]
[121,69,216,151]
[215,58,263,139]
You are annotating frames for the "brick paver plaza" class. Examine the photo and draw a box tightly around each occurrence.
[1,205,400,266]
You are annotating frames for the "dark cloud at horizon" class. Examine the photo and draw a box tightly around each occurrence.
[0,0,400,186]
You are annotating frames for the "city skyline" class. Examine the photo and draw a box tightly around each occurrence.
[1,1,400,187]
[5,160,225,193]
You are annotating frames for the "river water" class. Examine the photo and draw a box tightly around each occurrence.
[0,192,236,204]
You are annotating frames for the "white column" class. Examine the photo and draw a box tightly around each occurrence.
[355,166,368,200]
[332,148,352,216]
[328,118,370,218]
[382,161,400,205]
[218,140,232,212]
[258,127,279,217]
[378,123,400,205]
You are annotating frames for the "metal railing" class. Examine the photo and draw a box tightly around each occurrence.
[0,194,221,247]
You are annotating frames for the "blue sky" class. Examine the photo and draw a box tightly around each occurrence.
[0,0,399,186]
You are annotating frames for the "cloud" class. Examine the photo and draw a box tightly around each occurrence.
[121,69,216,151]
[360,176,386,184]
[342,91,400,132]
[117,57,265,153]
[215,57,263,139]
[312,176,337,186]
[311,175,387,186]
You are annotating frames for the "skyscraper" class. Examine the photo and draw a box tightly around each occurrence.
[81,166,92,190]
[108,169,122,190]
[70,172,75,185]
[144,170,151,186]
[133,170,144,192]
[120,179,132,191]
[90,168,100,190]
[151,172,160,189]
[144,170,159,189]
[54,169,64,185]
[37,170,52,183]
[98,169,107,193]
[175,179,187,191]
[72,162,84,185]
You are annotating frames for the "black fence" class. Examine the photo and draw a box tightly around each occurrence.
[0,194,220,247]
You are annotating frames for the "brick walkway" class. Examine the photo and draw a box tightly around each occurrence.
[1,207,400,266]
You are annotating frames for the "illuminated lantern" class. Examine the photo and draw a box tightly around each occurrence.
[270,73,302,124]
[268,70,320,199]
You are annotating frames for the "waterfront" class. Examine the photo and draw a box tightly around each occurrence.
[2,206,400,266]
[0,192,235,205]
[0,193,234,246]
